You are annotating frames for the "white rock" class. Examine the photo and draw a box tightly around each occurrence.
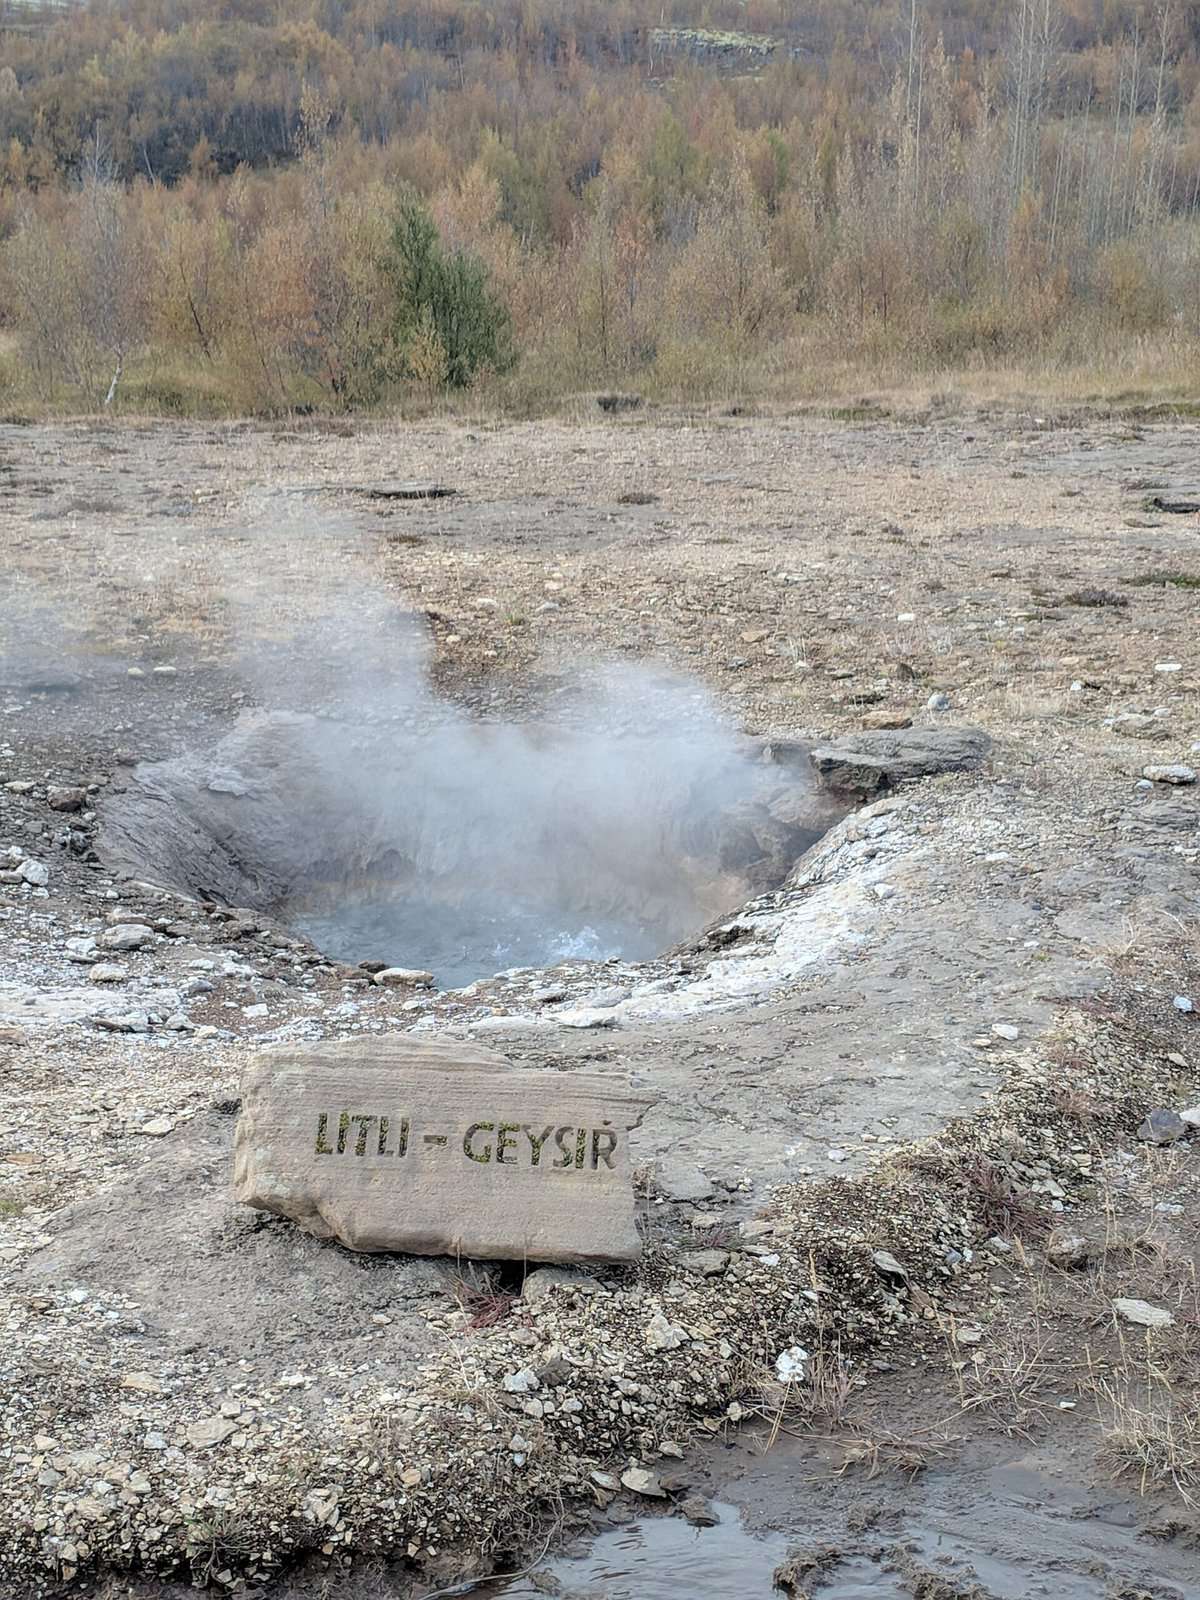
[100,923,154,952]
[1142,765,1196,785]
[927,692,951,711]
[88,963,128,984]
[775,1346,809,1382]
[992,1023,1020,1041]
[17,860,49,887]
[372,968,435,988]
[140,1117,175,1136]
[502,1369,540,1394]
[621,1467,666,1498]
[1154,662,1183,673]
[185,1416,237,1449]
[1113,1298,1173,1329]
[645,1311,689,1351]
[1173,996,1194,1013]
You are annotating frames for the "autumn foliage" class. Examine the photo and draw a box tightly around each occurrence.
[1,0,1200,411]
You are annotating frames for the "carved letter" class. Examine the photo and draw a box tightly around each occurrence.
[352,1115,377,1157]
[315,1113,333,1156]
[523,1125,555,1166]
[575,1127,588,1169]
[464,1122,494,1163]
[591,1127,618,1170]
[553,1127,575,1168]
[496,1123,520,1164]
[336,1110,351,1154]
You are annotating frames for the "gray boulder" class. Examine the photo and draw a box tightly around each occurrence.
[809,726,992,795]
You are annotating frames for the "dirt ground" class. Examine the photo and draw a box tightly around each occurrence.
[2,405,1199,1597]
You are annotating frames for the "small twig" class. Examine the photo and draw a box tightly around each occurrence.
[416,1531,554,1600]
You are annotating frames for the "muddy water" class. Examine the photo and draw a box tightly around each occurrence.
[483,1437,1200,1600]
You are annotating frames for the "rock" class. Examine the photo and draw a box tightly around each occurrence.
[520,1266,601,1303]
[100,923,154,952]
[620,1467,665,1498]
[233,1036,652,1262]
[680,1495,720,1527]
[645,1311,689,1351]
[17,859,49,887]
[87,963,128,984]
[372,967,435,988]
[1180,1104,1200,1129]
[92,1012,150,1033]
[656,1158,715,1202]
[1046,1228,1089,1268]
[556,1008,618,1029]
[862,711,913,730]
[927,692,952,711]
[1114,1298,1174,1329]
[1138,1109,1189,1145]
[1142,765,1196,785]
[809,726,990,795]
[1173,996,1194,1014]
[871,1249,907,1279]
[774,1346,809,1382]
[1112,713,1166,740]
[502,1369,540,1394]
[678,1249,729,1276]
[186,1416,237,1449]
[139,1117,175,1136]
[66,936,98,963]
[991,1023,1020,1041]
[46,786,87,812]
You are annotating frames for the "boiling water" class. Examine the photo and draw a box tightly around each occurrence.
[294,891,672,988]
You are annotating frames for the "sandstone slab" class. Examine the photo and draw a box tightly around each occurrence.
[233,1036,652,1263]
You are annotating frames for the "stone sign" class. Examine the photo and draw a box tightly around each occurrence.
[233,1036,653,1263]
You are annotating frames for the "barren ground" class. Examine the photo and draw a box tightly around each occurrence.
[1,407,1199,1597]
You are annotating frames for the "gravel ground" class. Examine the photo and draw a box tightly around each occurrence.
[1,408,1199,1594]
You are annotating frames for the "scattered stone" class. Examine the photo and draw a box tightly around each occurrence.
[502,1369,540,1394]
[871,1249,907,1279]
[120,1372,165,1395]
[16,859,49,887]
[1113,1298,1174,1329]
[234,1036,652,1261]
[1138,1109,1189,1145]
[46,785,87,812]
[100,923,155,952]
[1046,1228,1089,1268]
[677,1250,729,1277]
[1180,1104,1200,1129]
[520,1266,601,1303]
[88,963,128,984]
[927,692,951,711]
[372,967,435,988]
[862,710,913,730]
[1142,765,1196,785]
[139,1117,175,1137]
[1111,713,1166,740]
[644,1312,689,1351]
[991,1023,1020,1041]
[774,1347,809,1382]
[92,1012,150,1033]
[620,1466,665,1498]
[809,726,990,795]
[655,1159,715,1203]
[1173,996,1195,1014]
[186,1416,237,1449]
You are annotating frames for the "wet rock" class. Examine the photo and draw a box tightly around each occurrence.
[1142,765,1196,785]
[100,924,155,952]
[1114,1298,1174,1329]
[809,726,990,795]
[620,1466,665,1497]
[680,1495,720,1527]
[1138,1108,1189,1145]
[46,786,87,812]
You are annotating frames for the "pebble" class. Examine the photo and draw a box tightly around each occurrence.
[1142,765,1196,785]
[991,1023,1020,1041]
[1113,1298,1174,1329]
[644,1312,689,1351]
[1137,1108,1189,1145]
[927,692,951,711]
[88,964,128,984]
[1173,996,1194,1013]
[774,1346,809,1382]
